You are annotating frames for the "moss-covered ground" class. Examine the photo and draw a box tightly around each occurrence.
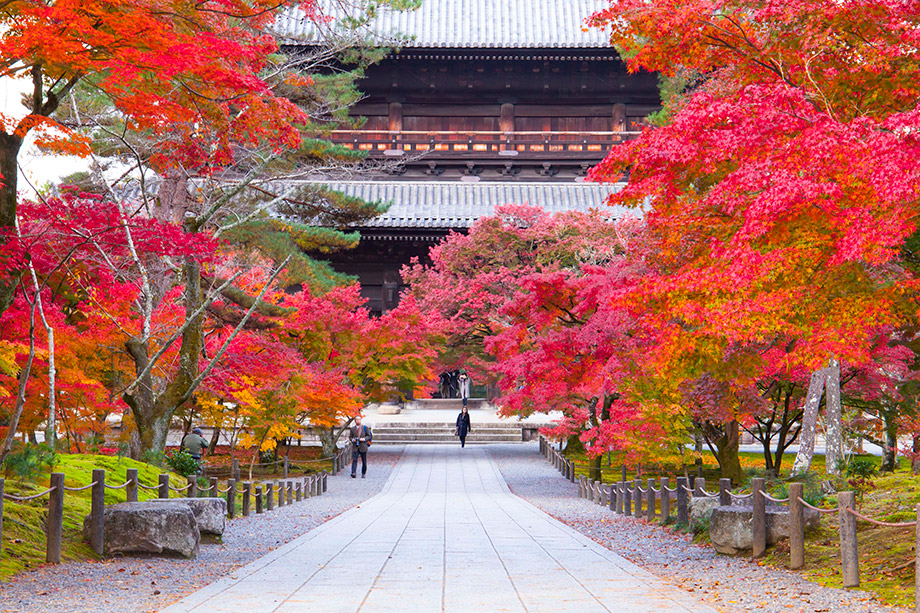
[561,447,918,609]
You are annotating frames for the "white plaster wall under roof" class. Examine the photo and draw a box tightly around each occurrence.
[314,180,633,228]
[276,0,612,49]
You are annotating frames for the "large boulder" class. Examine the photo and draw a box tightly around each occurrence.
[709,505,821,555]
[178,498,227,535]
[83,500,199,558]
[690,497,719,531]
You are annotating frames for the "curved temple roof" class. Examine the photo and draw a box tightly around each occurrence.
[318,181,632,229]
[277,0,613,49]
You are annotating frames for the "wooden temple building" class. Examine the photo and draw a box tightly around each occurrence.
[278,0,660,313]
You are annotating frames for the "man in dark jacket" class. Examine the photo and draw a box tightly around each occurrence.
[349,416,372,478]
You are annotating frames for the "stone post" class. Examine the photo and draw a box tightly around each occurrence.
[789,483,805,570]
[126,468,138,503]
[646,478,655,521]
[719,478,732,506]
[158,474,169,499]
[46,473,65,563]
[90,469,105,555]
[660,478,670,521]
[227,479,236,519]
[838,491,859,587]
[242,483,251,517]
[752,478,766,559]
[676,477,689,526]
[695,477,706,498]
[633,479,642,518]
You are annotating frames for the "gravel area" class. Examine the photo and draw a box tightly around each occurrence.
[488,443,905,613]
[0,447,403,613]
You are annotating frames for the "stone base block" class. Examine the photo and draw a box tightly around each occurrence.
[710,505,821,555]
[83,500,199,558]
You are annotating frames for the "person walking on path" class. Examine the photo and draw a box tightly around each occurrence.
[458,371,470,407]
[181,427,208,473]
[349,416,373,478]
[456,406,472,448]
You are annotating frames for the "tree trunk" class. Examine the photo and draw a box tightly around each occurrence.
[208,426,221,455]
[791,368,828,476]
[912,435,920,475]
[881,409,898,472]
[0,132,24,314]
[824,360,843,475]
[710,420,743,483]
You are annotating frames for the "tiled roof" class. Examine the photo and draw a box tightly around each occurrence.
[320,181,630,228]
[276,0,612,49]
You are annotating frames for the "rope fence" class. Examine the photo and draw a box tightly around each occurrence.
[0,458,334,567]
[538,434,920,611]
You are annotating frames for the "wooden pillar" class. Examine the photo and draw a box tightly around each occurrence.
[752,478,766,559]
[633,479,642,518]
[283,457,289,479]
[719,478,732,506]
[695,477,706,498]
[242,483,251,517]
[676,477,689,526]
[90,470,105,555]
[232,458,240,482]
[789,483,805,570]
[266,483,274,511]
[0,478,4,562]
[209,477,218,498]
[838,491,859,587]
[46,473,65,564]
[287,481,293,505]
[612,103,627,133]
[158,474,169,499]
[322,471,328,493]
[187,477,197,498]
[608,485,615,511]
[255,485,263,514]
[388,102,403,132]
[646,478,655,521]
[660,478,670,521]
[624,481,632,515]
[227,479,236,519]
[126,468,138,503]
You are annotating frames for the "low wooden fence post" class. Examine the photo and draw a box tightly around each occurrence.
[695,477,706,499]
[126,468,138,503]
[646,478,655,521]
[719,478,731,506]
[188,477,197,499]
[915,504,920,613]
[287,481,293,505]
[266,483,274,511]
[295,481,302,502]
[283,457,289,478]
[209,477,218,498]
[90,469,105,555]
[242,483,251,517]
[46,472,65,564]
[227,479,237,519]
[752,478,766,559]
[322,471,328,493]
[624,481,632,515]
[634,479,642,518]
[277,481,285,507]
[660,478,670,522]
[332,453,338,475]
[0,478,4,561]
[838,491,859,587]
[676,477,689,526]
[255,485,263,514]
[789,482,804,570]
[232,458,240,482]
[158,474,169,499]
[609,484,616,512]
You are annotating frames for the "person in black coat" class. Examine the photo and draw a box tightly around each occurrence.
[456,406,472,448]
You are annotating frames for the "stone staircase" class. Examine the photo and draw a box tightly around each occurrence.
[371,422,525,445]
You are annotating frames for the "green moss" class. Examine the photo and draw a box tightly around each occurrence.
[1,454,184,582]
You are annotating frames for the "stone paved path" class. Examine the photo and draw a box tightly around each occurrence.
[164,446,716,612]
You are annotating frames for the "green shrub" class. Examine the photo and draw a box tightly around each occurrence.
[141,449,166,468]
[165,450,199,477]
[2,443,56,479]
[775,471,827,507]
[846,457,879,479]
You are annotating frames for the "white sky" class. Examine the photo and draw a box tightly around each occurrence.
[1,76,90,198]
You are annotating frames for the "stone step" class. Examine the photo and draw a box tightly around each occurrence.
[373,426,520,435]
[373,432,522,442]
[410,399,490,410]
[371,422,524,430]
[371,440,527,445]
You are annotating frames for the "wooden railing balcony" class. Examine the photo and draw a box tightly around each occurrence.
[327,130,643,160]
